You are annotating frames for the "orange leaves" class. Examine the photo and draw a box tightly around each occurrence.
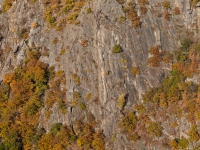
[0,49,49,145]
[38,134,54,150]
[174,6,180,15]
[3,72,15,84]
[45,90,57,108]
[91,132,105,150]
[172,62,198,78]
[0,48,69,149]
[36,120,105,150]
[31,22,38,28]
[127,9,141,28]
[138,0,149,15]
[0,47,104,150]
[163,11,170,21]
[147,45,162,67]
[172,62,184,73]
[148,45,172,67]
[138,0,149,4]
[162,50,173,63]
[10,79,34,103]
[149,45,159,55]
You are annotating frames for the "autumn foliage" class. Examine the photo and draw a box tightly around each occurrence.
[0,48,105,149]
[120,38,200,148]
[147,45,172,67]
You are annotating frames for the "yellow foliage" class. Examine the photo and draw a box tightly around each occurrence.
[38,134,54,150]
[86,93,91,100]
[3,72,14,84]
[169,140,178,150]
[131,66,140,75]
[2,0,13,12]
[92,132,105,150]
[117,93,126,109]
[76,138,83,147]
[162,1,170,9]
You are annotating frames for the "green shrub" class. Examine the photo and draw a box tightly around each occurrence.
[69,135,76,142]
[24,97,41,117]
[50,123,62,135]
[17,29,25,38]
[120,111,137,132]
[45,15,56,27]
[0,127,22,150]
[0,83,10,102]
[66,13,78,23]
[146,122,162,137]
[177,138,189,149]
[134,104,145,114]
[180,38,191,50]
[86,8,91,13]
[61,3,74,14]
[195,43,200,52]
[112,44,122,53]
[174,49,188,62]
[79,102,86,110]
[60,49,66,55]
[57,99,67,113]
[169,138,189,149]
[194,147,200,150]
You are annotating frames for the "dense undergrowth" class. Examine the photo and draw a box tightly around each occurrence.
[42,0,87,30]
[1,0,86,30]
[119,38,200,149]
[0,48,105,150]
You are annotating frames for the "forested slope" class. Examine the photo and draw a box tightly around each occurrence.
[0,0,200,149]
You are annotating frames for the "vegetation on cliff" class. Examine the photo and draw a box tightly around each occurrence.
[119,38,200,149]
[0,48,105,150]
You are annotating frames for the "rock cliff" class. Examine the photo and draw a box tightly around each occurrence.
[0,0,200,149]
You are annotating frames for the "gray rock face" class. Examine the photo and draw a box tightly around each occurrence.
[0,0,199,149]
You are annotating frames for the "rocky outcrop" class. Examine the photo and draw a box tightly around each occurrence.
[0,0,200,149]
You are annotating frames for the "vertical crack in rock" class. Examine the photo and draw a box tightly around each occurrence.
[95,0,108,106]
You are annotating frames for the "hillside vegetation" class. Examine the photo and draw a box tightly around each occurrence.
[0,0,200,149]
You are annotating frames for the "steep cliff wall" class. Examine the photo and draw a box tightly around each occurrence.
[0,0,200,149]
